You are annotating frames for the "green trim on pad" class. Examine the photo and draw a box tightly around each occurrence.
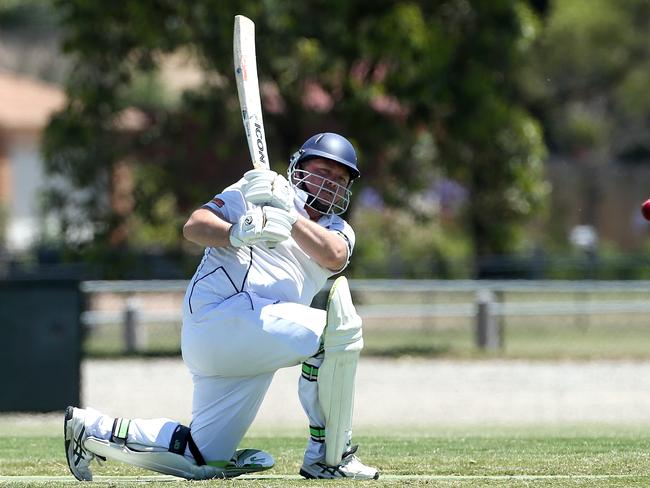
[117,419,130,439]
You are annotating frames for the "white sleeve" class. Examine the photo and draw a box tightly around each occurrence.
[201,181,248,224]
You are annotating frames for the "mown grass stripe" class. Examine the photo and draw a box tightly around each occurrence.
[1,474,647,482]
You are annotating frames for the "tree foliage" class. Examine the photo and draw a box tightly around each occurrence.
[524,0,650,162]
[43,0,549,277]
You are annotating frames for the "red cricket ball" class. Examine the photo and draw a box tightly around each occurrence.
[642,199,650,221]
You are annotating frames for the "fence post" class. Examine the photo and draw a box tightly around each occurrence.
[124,297,146,354]
[476,289,501,351]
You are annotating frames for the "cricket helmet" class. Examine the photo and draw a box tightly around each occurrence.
[289,132,360,180]
[288,133,360,216]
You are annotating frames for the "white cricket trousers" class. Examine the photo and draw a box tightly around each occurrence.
[84,291,330,465]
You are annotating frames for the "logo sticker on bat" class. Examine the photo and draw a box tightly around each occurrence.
[237,57,248,81]
[255,123,266,165]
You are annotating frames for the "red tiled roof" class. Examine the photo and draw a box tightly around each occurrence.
[0,71,65,131]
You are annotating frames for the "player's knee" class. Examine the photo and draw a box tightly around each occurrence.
[293,328,323,360]
[324,277,363,354]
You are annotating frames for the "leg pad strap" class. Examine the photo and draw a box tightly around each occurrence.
[168,424,206,466]
[111,418,131,445]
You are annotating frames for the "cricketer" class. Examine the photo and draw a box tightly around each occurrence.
[64,132,379,480]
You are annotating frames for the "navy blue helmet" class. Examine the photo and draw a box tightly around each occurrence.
[288,133,360,215]
[289,133,360,180]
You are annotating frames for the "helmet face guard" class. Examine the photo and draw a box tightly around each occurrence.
[288,133,360,216]
[290,167,352,216]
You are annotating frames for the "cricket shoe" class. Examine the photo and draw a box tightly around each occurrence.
[64,406,104,481]
[300,445,379,480]
[223,448,275,478]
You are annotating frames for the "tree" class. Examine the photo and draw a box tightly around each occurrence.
[44,0,549,278]
[518,0,649,257]
[431,1,549,275]
[525,0,650,163]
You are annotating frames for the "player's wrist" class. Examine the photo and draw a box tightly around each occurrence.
[287,207,298,225]
[228,223,243,247]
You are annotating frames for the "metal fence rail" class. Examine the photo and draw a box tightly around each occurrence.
[81,279,650,294]
[80,279,650,354]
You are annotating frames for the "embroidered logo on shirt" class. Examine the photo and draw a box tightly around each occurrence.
[211,198,225,207]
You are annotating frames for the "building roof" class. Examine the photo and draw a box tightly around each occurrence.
[0,71,65,131]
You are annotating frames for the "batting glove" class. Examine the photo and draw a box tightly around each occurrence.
[241,169,294,212]
[229,206,297,248]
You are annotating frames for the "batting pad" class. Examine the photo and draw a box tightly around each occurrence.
[318,276,363,466]
[84,437,224,480]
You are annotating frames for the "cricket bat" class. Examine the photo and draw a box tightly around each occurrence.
[233,15,270,170]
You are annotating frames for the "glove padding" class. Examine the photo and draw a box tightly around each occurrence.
[229,206,297,248]
[241,169,294,212]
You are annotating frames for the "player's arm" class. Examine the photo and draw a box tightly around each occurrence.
[184,204,295,249]
[291,215,349,271]
[183,208,232,248]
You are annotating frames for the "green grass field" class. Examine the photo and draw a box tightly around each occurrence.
[362,323,650,360]
[2,420,650,487]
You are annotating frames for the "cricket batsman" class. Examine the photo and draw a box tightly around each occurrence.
[64,132,379,480]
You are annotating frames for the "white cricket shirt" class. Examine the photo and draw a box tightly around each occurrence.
[185,178,355,315]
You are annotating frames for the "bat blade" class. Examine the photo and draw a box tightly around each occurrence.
[233,15,270,170]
